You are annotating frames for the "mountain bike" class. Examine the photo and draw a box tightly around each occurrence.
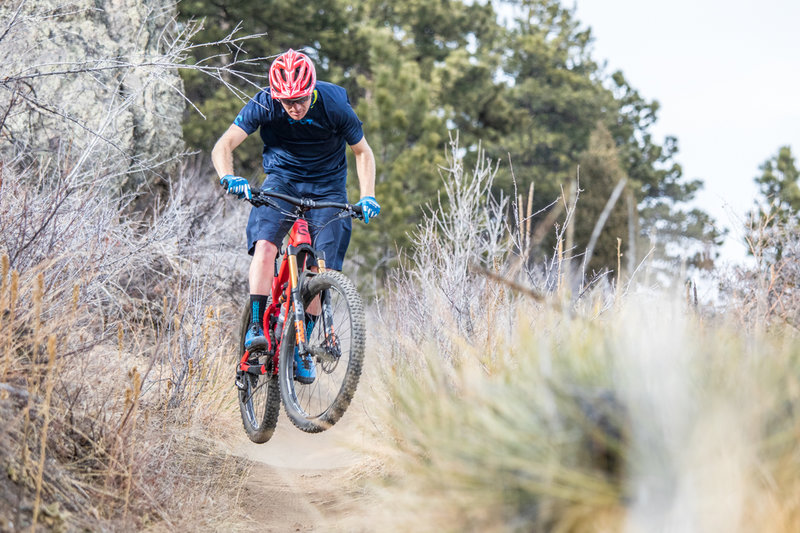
[235,188,366,442]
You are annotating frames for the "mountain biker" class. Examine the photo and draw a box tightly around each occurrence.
[211,48,379,384]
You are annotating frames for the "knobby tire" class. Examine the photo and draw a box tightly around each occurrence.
[278,271,366,433]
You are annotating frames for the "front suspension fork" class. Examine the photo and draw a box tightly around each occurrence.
[320,287,337,349]
[287,249,309,357]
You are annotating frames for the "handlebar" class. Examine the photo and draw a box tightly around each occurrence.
[248,188,363,218]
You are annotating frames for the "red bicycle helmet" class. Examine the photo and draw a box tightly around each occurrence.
[269,49,316,99]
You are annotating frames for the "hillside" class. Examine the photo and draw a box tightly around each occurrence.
[2,1,800,531]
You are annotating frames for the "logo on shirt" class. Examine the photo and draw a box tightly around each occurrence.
[288,117,315,125]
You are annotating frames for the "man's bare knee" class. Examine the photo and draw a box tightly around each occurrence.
[252,240,278,264]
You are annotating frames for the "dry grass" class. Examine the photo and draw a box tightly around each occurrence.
[363,275,800,533]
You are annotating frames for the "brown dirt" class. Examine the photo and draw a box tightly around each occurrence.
[231,402,375,532]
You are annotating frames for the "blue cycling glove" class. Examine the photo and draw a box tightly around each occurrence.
[355,196,380,224]
[220,175,252,200]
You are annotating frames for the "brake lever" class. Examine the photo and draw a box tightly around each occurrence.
[339,205,363,219]
[250,192,280,210]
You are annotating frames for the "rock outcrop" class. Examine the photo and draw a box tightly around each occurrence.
[0,0,185,188]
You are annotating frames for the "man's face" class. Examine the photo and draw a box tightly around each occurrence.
[279,94,312,120]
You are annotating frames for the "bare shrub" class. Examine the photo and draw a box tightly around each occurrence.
[374,136,517,373]
[0,151,252,529]
[373,136,610,376]
[721,214,800,330]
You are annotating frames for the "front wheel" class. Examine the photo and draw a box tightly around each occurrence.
[278,271,366,433]
[237,302,281,443]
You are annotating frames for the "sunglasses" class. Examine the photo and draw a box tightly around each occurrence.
[280,95,311,106]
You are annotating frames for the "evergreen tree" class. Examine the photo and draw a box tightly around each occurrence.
[748,146,799,262]
[576,124,629,274]
[753,145,800,223]
[178,0,721,282]
[351,0,505,280]
[608,72,720,272]
[487,0,719,274]
[347,27,449,280]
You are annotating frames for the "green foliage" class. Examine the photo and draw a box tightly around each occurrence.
[747,146,799,262]
[362,0,500,64]
[753,146,800,224]
[460,0,720,274]
[178,0,720,281]
[493,0,610,183]
[347,27,449,278]
[576,123,629,273]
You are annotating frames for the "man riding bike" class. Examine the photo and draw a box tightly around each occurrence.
[211,48,379,384]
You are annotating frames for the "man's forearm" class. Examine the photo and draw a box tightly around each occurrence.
[212,125,249,179]
[354,145,376,198]
[211,141,235,179]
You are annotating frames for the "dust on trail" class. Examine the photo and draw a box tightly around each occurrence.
[231,402,375,532]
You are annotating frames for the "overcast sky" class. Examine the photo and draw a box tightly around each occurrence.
[571,0,800,263]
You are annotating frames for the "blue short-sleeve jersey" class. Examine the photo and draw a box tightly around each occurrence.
[233,81,364,190]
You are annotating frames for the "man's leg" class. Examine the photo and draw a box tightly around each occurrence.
[250,240,278,294]
[244,240,279,351]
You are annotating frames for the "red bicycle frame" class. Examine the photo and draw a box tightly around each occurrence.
[238,218,326,377]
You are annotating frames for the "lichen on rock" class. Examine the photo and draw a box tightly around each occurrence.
[0,0,186,191]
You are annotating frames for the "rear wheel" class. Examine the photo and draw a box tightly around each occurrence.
[278,271,365,433]
[237,302,280,443]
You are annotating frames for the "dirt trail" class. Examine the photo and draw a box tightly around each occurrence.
[231,402,373,532]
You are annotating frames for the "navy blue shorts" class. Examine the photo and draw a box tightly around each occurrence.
[245,178,352,271]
